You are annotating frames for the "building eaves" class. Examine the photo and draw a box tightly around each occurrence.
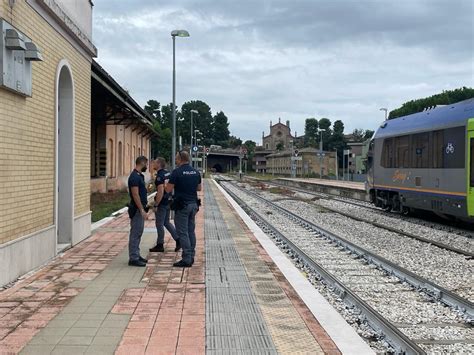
[91,60,158,136]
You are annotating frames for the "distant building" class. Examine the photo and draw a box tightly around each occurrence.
[347,140,371,175]
[253,118,301,172]
[253,149,273,173]
[266,148,337,177]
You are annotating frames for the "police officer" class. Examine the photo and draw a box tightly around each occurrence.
[127,156,149,267]
[165,151,202,267]
[149,157,180,253]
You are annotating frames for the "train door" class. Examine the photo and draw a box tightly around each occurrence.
[468,126,474,217]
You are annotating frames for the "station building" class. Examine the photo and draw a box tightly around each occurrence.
[0,0,97,286]
[90,60,157,193]
[266,148,337,177]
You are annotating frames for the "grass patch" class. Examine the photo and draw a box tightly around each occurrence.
[91,192,130,222]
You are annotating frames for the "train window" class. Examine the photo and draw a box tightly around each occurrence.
[471,138,474,187]
[412,133,430,168]
[432,130,444,168]
[394,135,410,168]
[443,126,465,169]
[381,138,393,168]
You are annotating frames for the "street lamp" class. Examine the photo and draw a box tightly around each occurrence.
[171,29,190,169]
[190,109,198,161]
[193,129,200,168]
[380,107,388,120]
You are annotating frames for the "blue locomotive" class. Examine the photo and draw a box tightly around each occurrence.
[367,98,474,221]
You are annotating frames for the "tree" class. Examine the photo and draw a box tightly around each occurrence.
[351,128,374,142]
[213,111,230,145]
[179,100,213,147]
[242,140,257,171]
[389,87,474,119]
[304,118,319,147]
[149,114,173,163]
[351,128,365,142]
[327,120,347,168]
[364,129,374,140]
[160,103,177,130]
[243,140,257,155]
[333,120,344,135]
[144,100,161,121]
[318,118,332,149]
[276,142,284,151]
[228,136,242,149]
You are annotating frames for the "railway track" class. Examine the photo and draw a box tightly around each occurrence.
[252,177,474,237]
[217,179,474,354]
[245,177,474,258]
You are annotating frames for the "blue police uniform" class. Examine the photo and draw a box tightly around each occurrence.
[154,169,178,247]
[169,163,202,265]
[127,169,147,262]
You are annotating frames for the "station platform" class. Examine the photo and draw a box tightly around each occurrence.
[275,178,369,202]
[0,180,372,355]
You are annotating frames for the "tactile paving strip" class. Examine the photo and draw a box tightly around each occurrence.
[204,182,278,354]
[210,182,324,354]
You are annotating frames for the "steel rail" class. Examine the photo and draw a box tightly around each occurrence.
[221,180,474,320]
[220,181,426,355]
[246,178,474,258]
[248,177,474,238]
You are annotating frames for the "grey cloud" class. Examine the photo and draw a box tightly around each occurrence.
[92,0,473,143]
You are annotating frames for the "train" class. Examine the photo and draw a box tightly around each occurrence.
[366,98,474,221]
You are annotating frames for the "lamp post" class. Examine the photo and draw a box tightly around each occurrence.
[195,137,201,169]
[193,129,200,168]
[171,29,190,169]
[190,109,198,164]
[380,107,388,121]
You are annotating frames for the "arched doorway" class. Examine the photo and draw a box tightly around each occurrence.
[56,62,74,247]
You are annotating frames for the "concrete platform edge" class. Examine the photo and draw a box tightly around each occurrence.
[213,179,375,355]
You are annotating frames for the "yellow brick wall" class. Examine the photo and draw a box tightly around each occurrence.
[0,1,91,244]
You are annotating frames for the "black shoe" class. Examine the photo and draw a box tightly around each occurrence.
[174,240,181,252]
[172,260,192,268]
[128,260,146,267]
[149,244,164,252]
[139,256,148,263]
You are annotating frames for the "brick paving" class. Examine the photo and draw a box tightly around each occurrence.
[0,182,345,354]
[114,199,205,355]
[0,222,130,354]
[0,192,205,355]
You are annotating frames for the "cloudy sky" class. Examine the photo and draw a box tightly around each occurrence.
[93,0,473,143]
